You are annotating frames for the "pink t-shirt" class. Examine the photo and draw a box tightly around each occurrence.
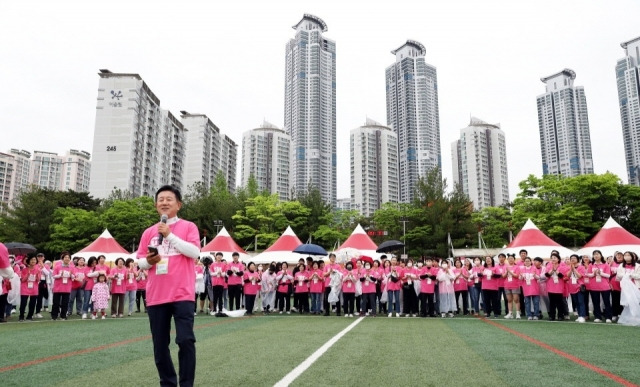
[294,271,309,293]
[20,266,41,296]
[323,263,341,287]
[72,266,89,290]
[610,262,622,291]
[227,262,245,286]
[519,266,540,296]
[309,269,324,293]
[386,266,404,291]
[453,268,467,292]
[110,267,128,294]
[587,263,611,292]
[276,270,293,293]
[545,264,565,294]
[136,219,200,306]
[52,264,73,293]
[359,268,378,294]
[125,268,138,291]
[341,269,358,293]
[137,269,148,290]
[565,265,586,294]
[480,266,499,291]
[419,267,438,294]
[503,265,521,290]
[243,271,261,295]
[471,266,484,286]
[210,262,227,287]
[495,263,507,288]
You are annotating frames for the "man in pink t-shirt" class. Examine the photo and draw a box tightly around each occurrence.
[137,185,200,387]
[0,243,16,323]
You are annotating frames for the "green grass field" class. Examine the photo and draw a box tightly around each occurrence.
[1,312,638,387]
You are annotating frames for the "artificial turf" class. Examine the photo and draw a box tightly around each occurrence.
[0,313,637,387]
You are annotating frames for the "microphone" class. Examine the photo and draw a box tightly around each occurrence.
[158,214,168,245]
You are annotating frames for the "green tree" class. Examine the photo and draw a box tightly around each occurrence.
[99,196,158,251]
[296,185,332,243]
[47,208,102,254]
[472,206,512,248]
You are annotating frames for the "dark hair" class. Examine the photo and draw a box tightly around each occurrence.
[155,185,182,202]
[569,254,580,263]
[345,262,353,270]
[115,257,125,266]
[60,251,71,260]
[592,250,604,263]
[533,257,544,264]
[498,253,506,259]
[87,256,98,267]
[232,252,240,257]
[247,261,256,270]
[380,255,387,260]
[454,259,462,267]
[125,258,135,267]
[622,251,637,267]
[25,256,38,266]
[519,249,528,255]
[483,256,494,267]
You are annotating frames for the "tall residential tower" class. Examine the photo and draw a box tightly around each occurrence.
[536,69,594,177]
[385,40,440,203]
[452,117,509,210]
[616,37,640,185]
[284,14,336,204]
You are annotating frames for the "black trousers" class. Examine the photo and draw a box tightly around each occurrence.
[294,292,309,313]
[612,290,622,317]
[148,301,196,387]
[227,285,242,311]
[361,293,376,314]
[482,289,500,317]
[19,295,37,320]
[245,294,256,314]
[548,292,565,320]
[35,280,48,313]
[403,287,418,314]
[0,293,7,320]
[323,287,341,315]
[136,290,147,312]
[276,291,291,312]
[342,292,355,315]
[455,290,469,314]
[212,286,224,313]
[419,293,435,317]
[51,292,70,320]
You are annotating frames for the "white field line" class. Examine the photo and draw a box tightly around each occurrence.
[273,317,364,387]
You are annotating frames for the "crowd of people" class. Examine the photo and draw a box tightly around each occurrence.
[2,248,640,325]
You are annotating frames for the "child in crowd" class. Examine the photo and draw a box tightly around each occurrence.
[90,273,110,320]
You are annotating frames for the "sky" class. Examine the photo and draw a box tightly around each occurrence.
[1,0,639,201]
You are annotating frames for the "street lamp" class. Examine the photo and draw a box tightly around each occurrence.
[400,216,408,256]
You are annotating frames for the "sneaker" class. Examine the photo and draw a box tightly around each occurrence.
[412,314,417,317]
[442,313,446,318]
[209,311,215,316]
[594,319,602,323]
[128,313,132,316]
[533,316,538,320]
[396,314,400,318]
[60,318,67,321]
[564,315,570,320]
[279,311,283,314]
[528,317,533,320]
[19,318,24,322]
[405,314,410,318]
[82,313,87,319]
[286,311,290,315]
[612,316,618,322]
[194,312,197,316]
[504,313,513,319]
[101,315,105,320]
[118,314,123,318]
[605,319,612,323]
[577,317,585,323]
[111,314,117,318]
[350,314,354,317]
[345,314,349,318]
[35,313,43,319]
[516,313,521,320]
[448,313,454,318]
[388,313,392,318]
[91,315,96,320]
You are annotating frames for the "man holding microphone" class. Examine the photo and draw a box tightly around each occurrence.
[137,185,201,387]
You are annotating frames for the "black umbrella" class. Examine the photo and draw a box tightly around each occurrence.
[293,243,328,256]
[4,242,37,255]
[376,240,405,253]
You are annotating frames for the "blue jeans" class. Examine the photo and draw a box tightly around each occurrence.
[523,295,540,318]
[126,290,137,314]
[68,288,83,314]
[82,290,93,314]
[469,285,480,313]
[387,290,400,314]
[310,293,322,313]
[570,292,586,317]
[148,301,196,387]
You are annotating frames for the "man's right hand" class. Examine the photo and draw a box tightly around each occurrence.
[146,252,162,266]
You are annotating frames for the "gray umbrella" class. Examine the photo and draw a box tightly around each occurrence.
[375,240,405,253]
[4,242,37,255]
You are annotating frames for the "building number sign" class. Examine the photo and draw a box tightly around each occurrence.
[107,146,117,151]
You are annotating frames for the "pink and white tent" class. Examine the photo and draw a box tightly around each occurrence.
[500,219,574,258]
[334,224,382,261]
[73,229,132,262]
[253,226,304,264]
[200,227,251,261]
[576,217,640,257]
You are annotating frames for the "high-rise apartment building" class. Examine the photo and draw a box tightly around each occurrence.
[241,121,290,200]
[284,14,336,204]
[451,117,509,210]
[350,118,399,217]
[181,112,237,193]
[90,70,186,199]
[536,68,594,177]
[616,37,640,185]
[386,40,441,203]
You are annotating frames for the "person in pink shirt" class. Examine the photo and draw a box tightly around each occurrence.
[503,255,521,319]
[586,249,613,323]
[418,258,438,317]
[341,261,357,317]
[124,258,138,316]
[401,259,419,317]
[276,262,293,314]
[209,252,227,315]
[519,257,541,320]
[195,260,205,314]
[438,260,456,318]
[0,243,16,323]
[609,251,624,321]
[293,262,310,314]
[323,253,342,316]
[136,267,148,313]
[495,253,508,316]
[308,261,323,314]
[136,185,201,387]
[51,252,73,320]
[19,255,40,321]
[82,257,99,319]
[386,257,403,318]
[226,252,245,311]
[109,257,128,317]
[565,254,587,323]
[67,257,87,317]
[359,261,378,316]
[90,273,110,319]
[378,259,391,315]
[452,259,469,316]
[468,258,484,316]
[95,255,111,278]
[242,262,261,315]
[481,256,501,318]
[544,253,566,321]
